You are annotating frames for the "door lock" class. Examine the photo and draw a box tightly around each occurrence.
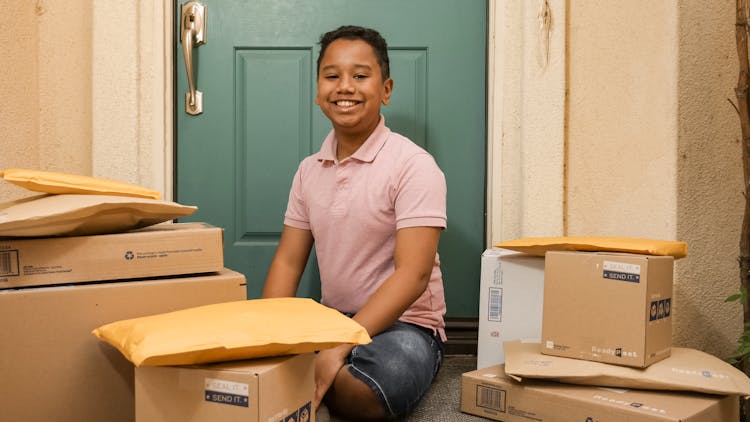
[181,1,206,115]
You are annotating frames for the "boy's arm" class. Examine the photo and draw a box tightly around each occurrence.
[313,226,440,409]
[353,225,441,335]
[262,225,314,298]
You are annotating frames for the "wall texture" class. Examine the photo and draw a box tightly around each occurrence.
[567,1,678,238]
[566,1,741,358]
[489,0,565,242]
[676,2,743,357]
[2,2,39,202]
[1,0,92,202]
[2,0,744,358]
[1,0,169,204]
[91,1,172,197]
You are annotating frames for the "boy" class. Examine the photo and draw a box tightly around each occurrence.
[262,25,446,420]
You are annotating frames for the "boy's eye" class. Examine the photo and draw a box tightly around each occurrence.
[324,75,338,79]
[354,74,368,79]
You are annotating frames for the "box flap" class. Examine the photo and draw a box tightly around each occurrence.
[504,340,750,396]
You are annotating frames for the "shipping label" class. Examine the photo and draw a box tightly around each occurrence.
[602,260,641,283]
[205,378,249,408]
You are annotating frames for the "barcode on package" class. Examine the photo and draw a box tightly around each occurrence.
[488,287,502,322]
[0,250,20,277]
[476,385,506,412]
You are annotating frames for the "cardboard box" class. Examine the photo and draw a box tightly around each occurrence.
[541,251,673,367]
[0,222,224,289]
[504,340,750,397]
[136,353,315,422]
[0,269,246,422]
[461,365,739,422]
[478,248,544,369]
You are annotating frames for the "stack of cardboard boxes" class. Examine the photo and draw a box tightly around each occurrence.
[0,222,247,422]
[464,248,740,421]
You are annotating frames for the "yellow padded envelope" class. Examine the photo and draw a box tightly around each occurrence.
[0,194,195,237]
[1,168,161,199]
[494,236,687,259]
[92,297,372,366]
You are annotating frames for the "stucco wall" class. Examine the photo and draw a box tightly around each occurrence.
[1,1,170,204]
[488,0,565,242]
[2,2,38,202]
[567,2,678,238]
[676,2,743,357]
[1,0,92,202]
[91,1,172,197]
[567,1,741,357]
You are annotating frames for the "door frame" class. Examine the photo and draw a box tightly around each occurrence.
[90,0,566,247]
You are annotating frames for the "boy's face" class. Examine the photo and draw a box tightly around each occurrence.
[316,39,393,139]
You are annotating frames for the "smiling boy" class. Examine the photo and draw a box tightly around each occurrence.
[262,25,447,420]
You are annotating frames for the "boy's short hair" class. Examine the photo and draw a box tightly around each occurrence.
[317,25,390,80]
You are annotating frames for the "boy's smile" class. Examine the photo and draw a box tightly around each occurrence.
[316,38,393,149]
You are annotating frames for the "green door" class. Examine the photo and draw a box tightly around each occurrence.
[176,0,486,318]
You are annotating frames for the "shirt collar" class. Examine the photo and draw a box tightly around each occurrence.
[316,116,390,164]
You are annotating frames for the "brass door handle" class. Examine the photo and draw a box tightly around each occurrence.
[181,1,206,115]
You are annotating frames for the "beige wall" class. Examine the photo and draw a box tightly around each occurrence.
[566,1,741,358]
[1,0,92,202]
[3,0,744,358]
[567,2,678,238]
[488,0,566,242]
[676,2,743,356]
[3,2,38,202]
[1,0,170,204]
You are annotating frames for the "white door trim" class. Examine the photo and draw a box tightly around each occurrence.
[487,0,566,244]
[91,1,174,201]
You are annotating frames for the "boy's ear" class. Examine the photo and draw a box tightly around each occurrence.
[382,78,394,105]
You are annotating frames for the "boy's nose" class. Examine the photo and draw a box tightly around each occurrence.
[336,78,355,93]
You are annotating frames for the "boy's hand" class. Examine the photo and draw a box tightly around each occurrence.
[313,343,354,411]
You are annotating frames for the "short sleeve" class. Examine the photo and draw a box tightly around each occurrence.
[283,163,311,230]
[394,153,447,230]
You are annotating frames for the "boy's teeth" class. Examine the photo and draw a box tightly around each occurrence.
[337,100,355,106]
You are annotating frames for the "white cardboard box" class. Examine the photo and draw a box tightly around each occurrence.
[477,248,545,369]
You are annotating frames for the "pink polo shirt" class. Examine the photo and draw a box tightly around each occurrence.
[284,117,447,340]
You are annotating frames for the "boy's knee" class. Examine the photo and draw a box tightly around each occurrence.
[375,330,438,384]
[336,324,441,418]
[325,368,387,420]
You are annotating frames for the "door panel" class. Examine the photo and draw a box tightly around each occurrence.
[176,0,486,317]
[233,47,319,298]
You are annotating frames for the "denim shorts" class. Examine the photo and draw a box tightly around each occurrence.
[345,320,443,418]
